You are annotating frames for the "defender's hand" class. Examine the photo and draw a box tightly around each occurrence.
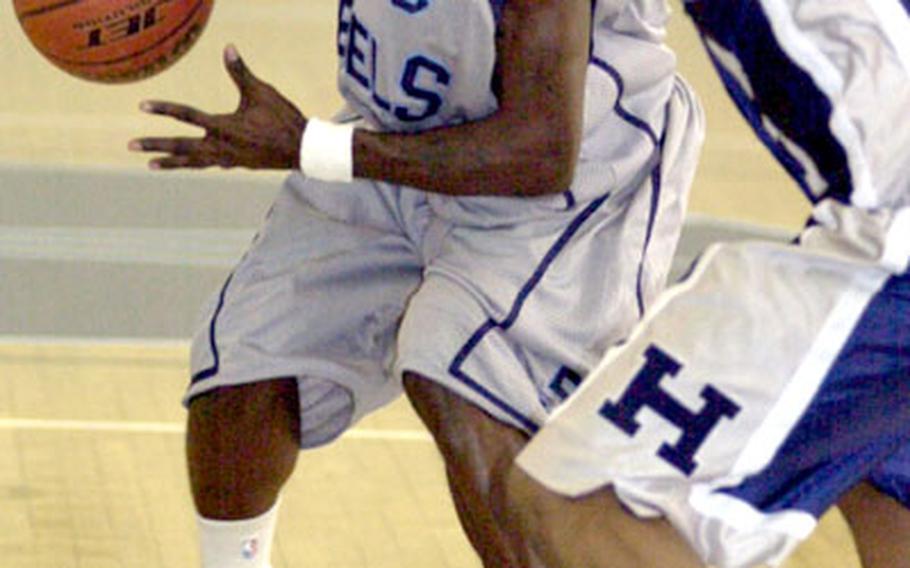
[130,45,307,171]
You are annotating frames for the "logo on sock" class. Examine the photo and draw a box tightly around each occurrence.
[241,537,259,560]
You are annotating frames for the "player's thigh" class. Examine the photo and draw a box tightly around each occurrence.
[186,378,302,516]
[403,372,528,479]
[404,374,550,567]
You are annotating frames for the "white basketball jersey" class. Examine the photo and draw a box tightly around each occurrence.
[335,0,683,204]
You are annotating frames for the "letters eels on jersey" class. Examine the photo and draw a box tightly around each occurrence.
[335,0,681,205]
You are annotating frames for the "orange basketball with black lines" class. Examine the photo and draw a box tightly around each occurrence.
[13,0,214,83]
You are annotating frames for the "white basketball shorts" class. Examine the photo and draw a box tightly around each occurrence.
[186,79,702,447]
[517,201,910,567]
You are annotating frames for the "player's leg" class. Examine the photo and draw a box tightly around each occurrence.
[186,379,299,568]
[185,174,424,567]
[187,378,300,520]
[839,482,910,568]
[395,75,701,566]
[406,374,699,568]
[403,373,544,568]
[502,463,703,568]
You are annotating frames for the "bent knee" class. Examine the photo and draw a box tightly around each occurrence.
[188,378,301,441]
[403,372,528,466]
[189,378,298,416]
[188,376,356,449]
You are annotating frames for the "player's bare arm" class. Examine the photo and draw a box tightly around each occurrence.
[353,0,590,197]
[130,0,590,198]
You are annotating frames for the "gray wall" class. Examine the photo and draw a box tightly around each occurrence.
[0,165,792,339]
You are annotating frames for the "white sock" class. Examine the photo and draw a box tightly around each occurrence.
[197,500,280,568]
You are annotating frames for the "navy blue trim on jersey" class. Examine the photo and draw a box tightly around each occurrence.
[584,55,662,209]
[448,192,612,433]
[904,0,910,17]
[588,56,660,146]
[634,103,670,317]
[587,53,668,313]
[634,158,663,317]
[190,273,234,384]
[718,271,910,515]
[685,1,853,204]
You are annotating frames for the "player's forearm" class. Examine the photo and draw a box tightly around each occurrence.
[351,0,589,198]
[352,112,579,198]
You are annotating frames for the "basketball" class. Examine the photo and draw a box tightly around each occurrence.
[13,0,215,83]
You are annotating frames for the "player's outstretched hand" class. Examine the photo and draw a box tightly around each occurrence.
[129,44,307,171]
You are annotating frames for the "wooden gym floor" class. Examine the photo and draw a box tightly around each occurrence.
[0,1,854,567]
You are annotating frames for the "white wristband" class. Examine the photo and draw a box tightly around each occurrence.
[299,118,355,183]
